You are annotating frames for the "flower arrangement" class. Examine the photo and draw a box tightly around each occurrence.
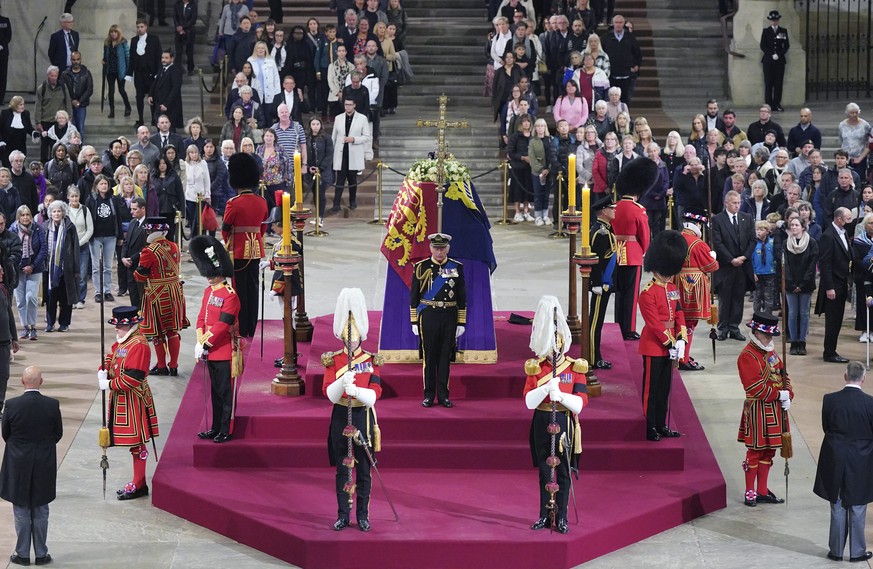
[406,155,470,184]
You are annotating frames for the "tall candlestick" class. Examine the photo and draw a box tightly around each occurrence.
[293,151,303,209]
[567,154,576,208]
[282,192,292,250]
[581,183,591,252]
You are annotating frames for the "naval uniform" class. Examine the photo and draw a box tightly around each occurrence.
[196,280,241,435]
[589,216,617,364]
[322,348,383,524]
[221,189,268,337]
[612,196,650,337]
[760,24,789,109]
[410,256,466,404]
[675,229,718,362]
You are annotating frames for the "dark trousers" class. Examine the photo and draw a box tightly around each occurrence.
[138,0,166,22]
[369,107,380,141]
[207,359,234,434]
[13,504,49,560]
[589,290,611,363]
[612,75,633,105]
[267,0,283,22]
[133,72,154,123]
[0,341,10,414]
[0,47,8,105]
[46,278,72,328]
[823,284,848,357]
[39,121,57,163]
[115,243,128,294]
[717,267,747,334]
[420,308,456,403]
[762,59,785,108]
[333,169,358,208]
[614,265,641,337]
[642,355,673,431]
[127,269,143,309]
[106,73,131,112]
[648,209,666,240]
[175,31,196,74]
[233,259,259,337]
[330,405,373,521]
[532,409,571,520]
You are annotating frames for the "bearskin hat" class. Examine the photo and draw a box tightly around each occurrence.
[189,235,233,279]
[228,152,262,190]
[615,158,659,198]
[643,229,687,277]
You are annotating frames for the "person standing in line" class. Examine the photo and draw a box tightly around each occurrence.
[712,190,756,341]
[128,19,163,129]
[173,0,198,76]
[814,361,873,563]
[0,9,10,105]
[330,98,370,212]
[47,13,78,72]
[60,51,93,140]
[760,10,789,112]
[102,25,131,120]
[148,49,183,130]
[815,206,853,363]
[0,366,62,567]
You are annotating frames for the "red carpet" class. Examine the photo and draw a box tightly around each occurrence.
[152,312,726,569]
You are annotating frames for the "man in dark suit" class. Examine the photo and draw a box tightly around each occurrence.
[0,11,11,105]
[173,0,197,76]
[704,99,726,134]
[148,49,183,130]
[149,115,184,150]
[0,366,63,567]
[814,361,873,562]
[760,10,789,112]
[268,75,308,125]
[816,207,853,363]
[121,198,147,309]
[128,19,163,129]
[47,13,78,72]
[712,190,755,340]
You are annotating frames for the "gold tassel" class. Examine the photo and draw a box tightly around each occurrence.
[573,415,582,454]
[98,426,110,448]
[781,431,793,459]
[371,408,381,452]
[232,345,245,378]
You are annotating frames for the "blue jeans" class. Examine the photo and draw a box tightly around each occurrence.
[90,236,116,294]
[78,243,90,302]
[785,291,812,341]
[14,271,41,328]
[531,173,550,214]
[72,105,87,141]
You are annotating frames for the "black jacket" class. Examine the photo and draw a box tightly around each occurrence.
[173,0,198,33]
[151,171,185,217]
[121,216,148,268]
[784,235,818,293]
[815,223,853,314]
[712,209,756,293]
[129,33,163,78]
[600,30,642,77]
[149,63,184,129]
[60,65,94,107]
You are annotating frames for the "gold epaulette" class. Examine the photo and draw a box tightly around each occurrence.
[641,280,655,292]
[570,357,589,374]
[596,226,610,236]
[321,350,343,368]
[525,358,542,375]
[448,257,463,265]
[371,353,385,367]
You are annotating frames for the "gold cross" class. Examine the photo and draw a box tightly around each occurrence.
[416,94,469,231]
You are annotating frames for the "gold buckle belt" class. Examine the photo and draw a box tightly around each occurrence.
[233,226,262,233]
[615,235,638,242]
[422,300,457,308]
[536,402,569,413]
[339,397,365,408]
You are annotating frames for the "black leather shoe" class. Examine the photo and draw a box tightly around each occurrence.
[646,428,661,442]
[659,427,681,438]
[827,552,843,561]
[774,106,785,112]
[197,430,217,440]
[34,554,52,565]
[593,359,612,369]
[422,398,433,407]
[679,358,705,371]
[440,400,454,408]
[755,490,785,504]
[213,432,233,443]
[358,519,371,532]
[530,517,549,530]
[824,355,850,364]
[728,331,746,341]
[329,206,341,213]
[169,368,178,376]
[150,366,170,376]
[117,485,149,500]
[716,332,727,341]
[556,518,569,534]
[9,554,30,566]
[58,325,69,332]
[623,332,640,340]
[350,202,358,209]
[103,293,115,302]
[333,518,350,531]
[850,551,872,562]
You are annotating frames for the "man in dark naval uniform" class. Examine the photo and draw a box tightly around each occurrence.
[410,233,466,408]
[589,194,617,370]
[761,10,789,112]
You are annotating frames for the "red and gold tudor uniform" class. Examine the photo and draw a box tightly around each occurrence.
[676,221,718,365]
[611,195,650,338]
[102,311,158,497]
[737,323,793,505]
[197,280,242,438]
[322,348,383,525]
[523,356,588,526]
[133,227,189,375]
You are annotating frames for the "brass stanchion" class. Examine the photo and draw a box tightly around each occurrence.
[548,172,568,239]
[197,68,205,119]
[563,204,582,346]
[667,194,675,230]
[196,194,204,236]
[369,161,385,224]
[494,160,514,225]
[218,55,228,119]
[305,171,329,237]
[293,209,313,342]
[174,210,183,252]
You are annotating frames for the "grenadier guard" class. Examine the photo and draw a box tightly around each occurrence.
[738,312,793,507]
[191,235,242,444]
[322,288,383,533]
[611,159,657,340]
[523,295,588,534]
[410,233,466,408]
[589,194,617,369]
[260,206,303,368]
[221,152,268,338]
[97,306,159,501]
[676,210,719,372]
[133,216,189,376]
[639,230,688,442]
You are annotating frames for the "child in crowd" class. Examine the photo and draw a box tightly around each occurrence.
[752,219,777,315]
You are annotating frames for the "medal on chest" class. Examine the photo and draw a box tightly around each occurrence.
[559,372,573,384]
[209,295,224,307]
[350,361,374,373]
[667,290,680,302]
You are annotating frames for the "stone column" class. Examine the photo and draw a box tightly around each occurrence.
[728,0,806,107]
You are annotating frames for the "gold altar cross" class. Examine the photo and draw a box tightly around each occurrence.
[416,94,469,231]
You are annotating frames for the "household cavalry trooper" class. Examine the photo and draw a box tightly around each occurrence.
[523,295,588,535]
[133,215,189,376]
[410,232,466,409]
[675,209,719,372]
[589,193,617,370]
[322,288,383,533]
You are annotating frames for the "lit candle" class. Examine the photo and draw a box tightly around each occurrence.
[581,183,591,251]
[282,191,291,250]
[567,154,576,208]
[293,150,303,209]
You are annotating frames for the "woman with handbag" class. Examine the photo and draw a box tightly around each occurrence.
[183,145,211,238]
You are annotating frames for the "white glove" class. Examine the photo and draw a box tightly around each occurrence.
[258,259,270,271]
[194,343,204,361]
[674,340,686,359]
[456,325,465,337]
[97,369,108,382]
[772,53,779,60]
[668,347,679,360]
[99,378,111,391]
[269,290,279,301]
[549,389,563,402]
[710,250,717,259]
[781,398,791,410]
[778,390,790,401]
[341,371,356,386]
[124,75,133,82]
[591,286,603,295]
[548,376,560,392]
[345,385,360,398]
[412,325,419,336]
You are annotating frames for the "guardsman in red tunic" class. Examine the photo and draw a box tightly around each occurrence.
[190,235,242,444]
[133,216,189,376]
[611,159,657,340]
[639,230,688,442]
[523,296,588,534]
[97,306,158,501]
[322,288,383,532]
[737,312,793,507]
[221,153,268,338]
[676,210,719,371]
